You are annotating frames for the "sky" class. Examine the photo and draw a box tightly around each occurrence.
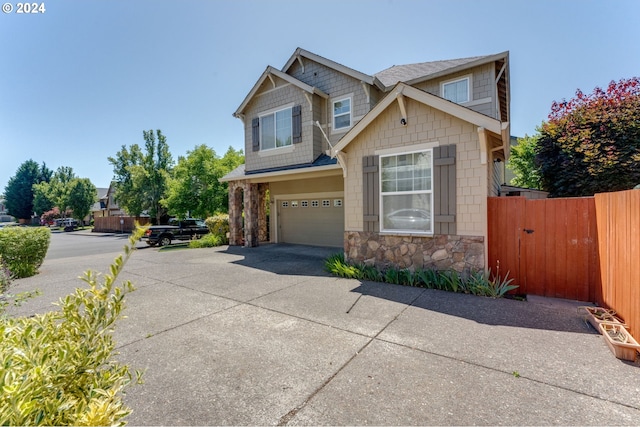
[1,0,638,192]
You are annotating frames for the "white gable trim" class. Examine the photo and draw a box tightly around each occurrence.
[330,83,502,156]
[234,66,328,117]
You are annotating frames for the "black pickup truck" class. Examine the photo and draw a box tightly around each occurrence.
[142,218,209,246]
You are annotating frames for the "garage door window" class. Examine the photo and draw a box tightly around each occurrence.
[282,201,289,208]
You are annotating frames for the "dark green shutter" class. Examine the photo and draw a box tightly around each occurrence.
[292,105,302,144]
[362,155,379,232]
[252,118,260,152]
[433,144,456,234]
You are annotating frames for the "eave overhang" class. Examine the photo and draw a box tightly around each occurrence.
[383,51,510,90]
[219,163,342,184]
[331,82,504,156]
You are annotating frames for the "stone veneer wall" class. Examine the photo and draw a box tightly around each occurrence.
[344,231,484,275]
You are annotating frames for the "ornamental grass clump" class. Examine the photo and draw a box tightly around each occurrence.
[0,228,144,426]
[324,253,519,298]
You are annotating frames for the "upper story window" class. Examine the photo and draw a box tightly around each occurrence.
[333,97,351,131]
[441,76,470,104]
[260,107,292,150]
[380,150,433,234]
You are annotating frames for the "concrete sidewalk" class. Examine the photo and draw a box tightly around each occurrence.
[10,243,640,425]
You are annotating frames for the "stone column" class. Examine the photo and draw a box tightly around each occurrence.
[228,182,244,246]
[258,183,269,242]
[243,182,259,247]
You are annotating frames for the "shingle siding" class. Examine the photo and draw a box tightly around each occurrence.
[413,64,497,120]
[343,98,489,237]
[243,79,314,172]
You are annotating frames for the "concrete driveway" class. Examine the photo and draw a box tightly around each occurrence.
[9,242,640,425]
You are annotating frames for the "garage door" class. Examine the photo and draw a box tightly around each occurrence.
[277,197,344,247]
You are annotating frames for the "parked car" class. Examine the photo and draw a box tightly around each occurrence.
[57,218,79,232]
[385,209,430,231]
[142,218,209,246]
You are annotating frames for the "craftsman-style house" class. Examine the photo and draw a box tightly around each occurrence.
[221,48,510,273]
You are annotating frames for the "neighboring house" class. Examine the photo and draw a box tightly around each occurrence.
[90,187,109,219]
[92,183,125,217]
[221,48,511,273]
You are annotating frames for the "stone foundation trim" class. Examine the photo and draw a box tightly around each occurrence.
[344,231,484,275]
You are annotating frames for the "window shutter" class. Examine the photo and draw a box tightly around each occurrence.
[252,118,260,152]
[433,144,456,234]
[362,155,379,232]
[292,105,302,144]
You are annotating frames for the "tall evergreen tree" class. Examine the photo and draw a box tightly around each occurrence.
[4,160,52,220]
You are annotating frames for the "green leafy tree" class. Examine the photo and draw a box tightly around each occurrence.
[4,161,52,220]
[536,77,640,197]
[67,178,97,223]
[32,184,55,216]
[109,130,173,223]
[108,144,145,216]
[507,133,542,189]
[164,145,244,218]
[32,168,97,222]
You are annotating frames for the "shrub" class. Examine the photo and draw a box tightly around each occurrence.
[324,253,518,298]
[0,226,50,278]
[188,233,223,248]
[205,214,229,244]
[0,255,10,293]
[0,228,144,426]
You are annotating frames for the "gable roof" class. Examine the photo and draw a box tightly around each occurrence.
[282,47,385,90]
[331,82,503,155]
[374,51,509,87]
[233,66,328,118]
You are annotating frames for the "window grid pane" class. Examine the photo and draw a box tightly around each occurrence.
[261,107,292,150]
[380,150,433,233]
[333,98,351,129]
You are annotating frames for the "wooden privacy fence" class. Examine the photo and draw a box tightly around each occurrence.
[488,190,640,341]
[488,196,600,302]
[594,190,640,342]
[93,216,150,233]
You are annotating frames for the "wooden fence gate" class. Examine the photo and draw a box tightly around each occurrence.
[487,197,600,301]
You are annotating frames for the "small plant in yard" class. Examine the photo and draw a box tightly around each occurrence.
[205,214,230,244]
[324,253,362,278]
[188,233,224,248]
[0,227,144,426]
[0,255,11,293]
[324,253,519,298]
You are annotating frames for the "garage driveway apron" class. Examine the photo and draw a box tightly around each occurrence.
[10,242,640,425]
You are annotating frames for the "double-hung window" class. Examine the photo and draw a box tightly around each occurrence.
[333,97,351,131]
[380,150,433,233]
[260,107,292,150]
[441,76,470,104]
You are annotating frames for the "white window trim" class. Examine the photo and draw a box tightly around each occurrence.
[379,148,434,235]
[331,94,353,133]
[259,103,295,151]
[440,75,471,104]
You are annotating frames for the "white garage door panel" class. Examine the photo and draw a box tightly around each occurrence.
[278,199,344,247]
